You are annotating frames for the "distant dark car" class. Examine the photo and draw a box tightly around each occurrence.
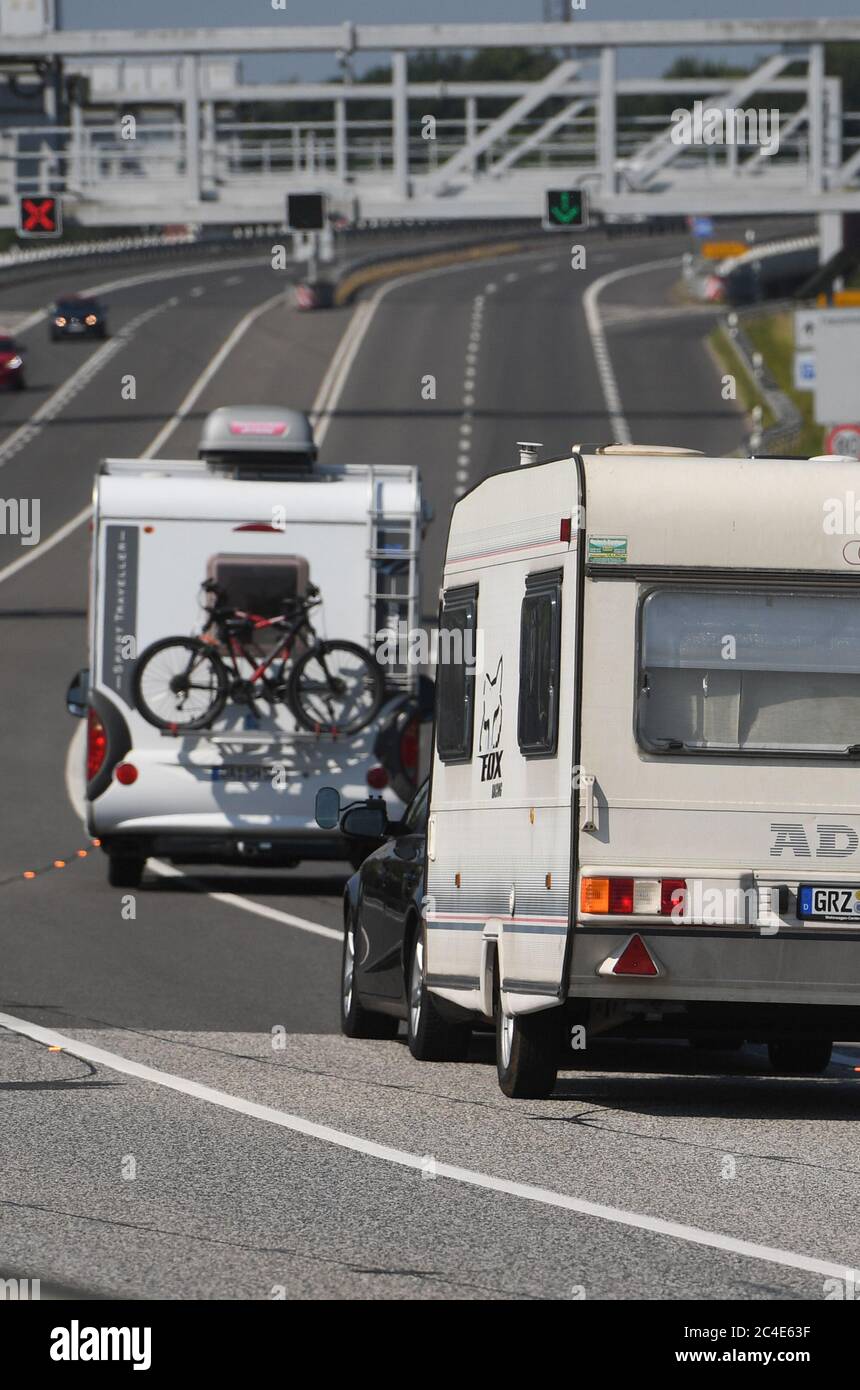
[0,335,26,389]
[319,778,472,1061]
[50,296,108,341]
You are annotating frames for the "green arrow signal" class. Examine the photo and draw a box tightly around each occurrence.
[549,191,581,224]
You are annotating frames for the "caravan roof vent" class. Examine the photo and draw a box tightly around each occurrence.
[586,444,705,458]
[198,406,317,477]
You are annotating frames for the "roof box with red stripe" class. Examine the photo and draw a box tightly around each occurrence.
[198,405,317,475]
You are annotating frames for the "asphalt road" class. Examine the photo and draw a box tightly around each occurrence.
[2,231,857,1302]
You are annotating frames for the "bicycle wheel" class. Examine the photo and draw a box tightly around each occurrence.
[132,637,228,731]
[287,640,384,735]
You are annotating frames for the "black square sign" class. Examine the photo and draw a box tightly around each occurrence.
[17,195,62,238]
[286,194,326,232]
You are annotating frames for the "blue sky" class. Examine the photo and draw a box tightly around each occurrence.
[60,2,860,82]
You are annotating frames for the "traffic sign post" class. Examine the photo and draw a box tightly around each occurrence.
[543,188,587,230]
[17,195,62,238]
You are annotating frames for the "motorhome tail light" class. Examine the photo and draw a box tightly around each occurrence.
[366,766,389,789]
[86,708,107,781]
[580,875,688,917]
[115,762,138,786]
[399,717,419,781]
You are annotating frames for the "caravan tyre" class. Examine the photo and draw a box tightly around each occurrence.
[340,909,398,1040]
[407,926,471,1062]
[495,975,560,1099]
[768,1039,832,1076]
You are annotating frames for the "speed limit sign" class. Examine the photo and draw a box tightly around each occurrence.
[824,424,860,459]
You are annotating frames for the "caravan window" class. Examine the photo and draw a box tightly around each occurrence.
[518,569,563,757]
[638,587,860,757]
[436,585,477,763]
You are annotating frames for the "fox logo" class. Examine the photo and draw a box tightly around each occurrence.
[479,657,503,783]
[479,657,503,753]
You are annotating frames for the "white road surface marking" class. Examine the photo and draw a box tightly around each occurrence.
[0,1005,850,1286]
[583,254,681,445]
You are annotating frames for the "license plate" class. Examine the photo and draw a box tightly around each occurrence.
[210,764,276,783]
[68,322,84,332]
[798,885,860,920]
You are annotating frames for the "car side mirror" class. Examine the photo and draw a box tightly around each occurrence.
[315,785,340,829]
[340,803,388,840]
[66,667,89,718]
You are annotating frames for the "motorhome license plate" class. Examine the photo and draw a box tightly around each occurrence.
[211,764,276,783]
[798,885,860,920]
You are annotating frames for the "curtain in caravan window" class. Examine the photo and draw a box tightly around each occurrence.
[639,588,860,755]
[436,586,477,763]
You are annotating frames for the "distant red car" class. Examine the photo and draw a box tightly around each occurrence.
[0,335,26,390]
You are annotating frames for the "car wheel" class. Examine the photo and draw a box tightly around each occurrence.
[107,854,145,889]
[768,1039,832,1076]
[406,924,471,1061]
[340,907,398,1039]
[495,963,560,1099]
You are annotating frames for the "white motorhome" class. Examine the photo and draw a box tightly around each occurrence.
[423,444,860,1097]
[73,406,426,886]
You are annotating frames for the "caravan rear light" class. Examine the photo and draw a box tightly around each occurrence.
[609,878,635,914]
[115,763,138,786]
[366,766,389,789]
[660,879,687,917]
[86,709,107,781]
[580,877,610,913]
[580,875,688,917]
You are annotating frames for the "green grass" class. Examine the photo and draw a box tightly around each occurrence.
[707,327,777,432]
[742,311,825,456]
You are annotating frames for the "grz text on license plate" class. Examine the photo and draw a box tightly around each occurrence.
[798,885,860,920]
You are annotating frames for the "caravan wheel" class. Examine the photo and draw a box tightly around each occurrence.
[495,969,560,1099]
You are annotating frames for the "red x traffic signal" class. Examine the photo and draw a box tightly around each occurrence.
[17,195,62,238]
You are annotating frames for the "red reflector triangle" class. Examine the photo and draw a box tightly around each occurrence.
[613,934,658,977]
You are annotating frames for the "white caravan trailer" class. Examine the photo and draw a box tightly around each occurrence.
[423,444,860,1097]
[74,407,426,886]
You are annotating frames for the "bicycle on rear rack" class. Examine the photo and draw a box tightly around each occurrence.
[132,580,384,735]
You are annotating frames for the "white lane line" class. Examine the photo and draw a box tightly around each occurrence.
[189,286,205,298]
[0,299,170,473]
[0,287,288,586]
[583,253,681,446]
[147,861,341,941]
[0,1004,848,1285]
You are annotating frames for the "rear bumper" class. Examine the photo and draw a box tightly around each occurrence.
[98,828,358,866]
[570,926,860,1009]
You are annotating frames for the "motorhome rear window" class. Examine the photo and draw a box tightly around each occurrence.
[436,586,477,763]
[518,569,562,757]
[638,587,860,757]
